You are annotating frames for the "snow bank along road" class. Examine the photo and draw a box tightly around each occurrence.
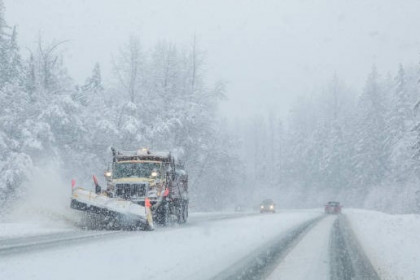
[0,209,415,279]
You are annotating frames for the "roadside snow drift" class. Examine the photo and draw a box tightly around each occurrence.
[346,209,420,280]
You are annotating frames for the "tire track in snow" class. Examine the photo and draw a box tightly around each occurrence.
[266,215,336,280]
[329,215,380,280]
[210,212,381,280]
[210,216,324,280]
[0,212,260,256]
[0,231,126,256]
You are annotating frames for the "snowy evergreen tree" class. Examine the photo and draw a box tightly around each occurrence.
[0,4,21,88]
[387,65,416,181]
[113,36,144,104]
[353,67,388,186]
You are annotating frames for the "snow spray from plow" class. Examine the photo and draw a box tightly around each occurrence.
[5,164,80,228]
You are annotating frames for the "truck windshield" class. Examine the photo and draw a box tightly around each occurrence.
[113,162,161,179]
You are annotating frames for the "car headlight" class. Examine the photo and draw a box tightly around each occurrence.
[270,205,274,209]
[260,205,264,209]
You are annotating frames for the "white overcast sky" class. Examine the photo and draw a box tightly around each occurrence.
[4,0,420,119]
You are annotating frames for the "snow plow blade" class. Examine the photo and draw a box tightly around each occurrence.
[70,188,153,230]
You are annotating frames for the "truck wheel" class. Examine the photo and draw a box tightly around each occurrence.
[185,207,188,222]
[162,205,169,226]
[176,204,184,224]
[181,204,188,223]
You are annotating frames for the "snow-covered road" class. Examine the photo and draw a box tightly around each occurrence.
[266,215,336,280]
[1,209,419,280]
[0,210,320,280]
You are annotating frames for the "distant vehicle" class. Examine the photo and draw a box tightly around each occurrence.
[324,201,341,214]
[234,205,245,212]
[260,199,275,213]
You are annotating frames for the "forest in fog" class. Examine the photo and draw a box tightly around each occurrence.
[235,66,420,212]
[1,0,420,213]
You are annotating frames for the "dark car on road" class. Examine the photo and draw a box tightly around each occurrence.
[260,199,275,213]
[324,201,341,214]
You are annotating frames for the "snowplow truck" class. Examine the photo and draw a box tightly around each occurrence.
[70,148,188,230]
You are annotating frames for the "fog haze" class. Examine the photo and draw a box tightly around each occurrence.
[2,4,420,278]
[5,0,420,118]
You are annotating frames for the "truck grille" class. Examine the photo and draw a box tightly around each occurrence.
[115,183,147,199]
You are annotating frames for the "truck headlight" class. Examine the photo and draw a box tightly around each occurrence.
[104,171,112,180]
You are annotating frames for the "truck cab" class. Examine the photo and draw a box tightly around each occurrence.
[104,148,188,224]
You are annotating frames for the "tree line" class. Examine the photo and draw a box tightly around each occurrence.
[234,65,420,213]
[0,2,239,211]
